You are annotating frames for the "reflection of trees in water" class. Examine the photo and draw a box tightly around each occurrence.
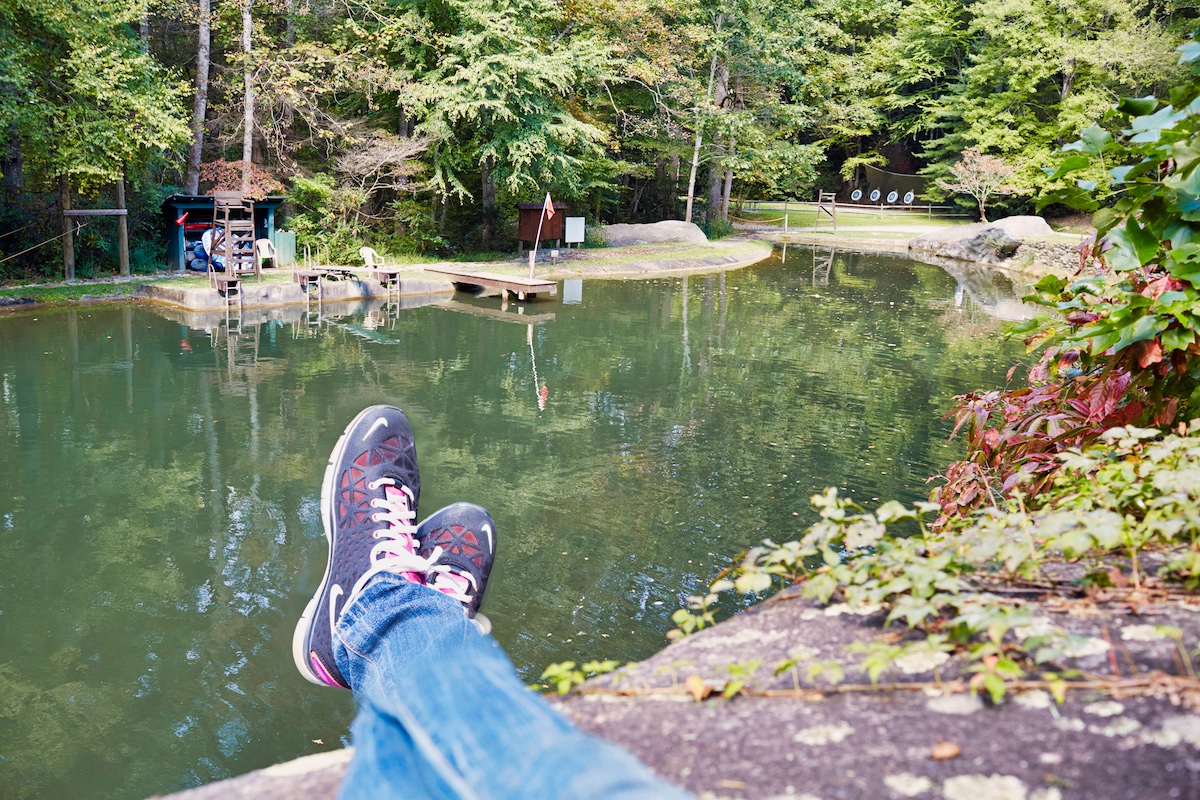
[0,310,356,798]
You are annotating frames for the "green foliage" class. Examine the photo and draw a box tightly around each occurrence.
[700,215,734,240]
[405,0,611,202]
[932,44,1200,518]
[286,174,371,264]
[0,0,189,190]
[867,0,1181,205]
[538,659,621,695]
[722,660,761,699]
[674,422,1200,696]
[667,589,723,641]
[382,198,449,255]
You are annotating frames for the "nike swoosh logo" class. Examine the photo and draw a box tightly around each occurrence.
[482,523,494,554]
[365,417,389,439]
[329,584,344,635]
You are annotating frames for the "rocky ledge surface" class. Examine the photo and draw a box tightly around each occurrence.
[909,216,1084,276]
[158,586,1200,800]
[602,220,710,247]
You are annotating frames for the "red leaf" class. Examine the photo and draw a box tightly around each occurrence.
[1133,338,1164,368]
[1066,311,1100,325]
[1142,275,1175,300]
[1153,397,1179,426]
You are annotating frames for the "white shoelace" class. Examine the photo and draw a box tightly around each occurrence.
[425,552,478,606]
[346,480,435,604]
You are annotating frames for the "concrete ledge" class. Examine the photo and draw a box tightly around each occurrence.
[152,748,352,800]
[572,241,773,278]
[138,274,453,312]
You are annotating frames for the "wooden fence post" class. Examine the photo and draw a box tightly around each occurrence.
[117,174,130,276]
[61,175,75,282]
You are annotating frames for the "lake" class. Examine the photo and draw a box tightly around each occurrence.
[0,246,1028,798]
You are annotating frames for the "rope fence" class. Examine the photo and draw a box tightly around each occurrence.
[0,223,35,241]
[0,222,89,265]
[728,212,787,224]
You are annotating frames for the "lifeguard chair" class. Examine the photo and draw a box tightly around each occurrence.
[209,191,259,290]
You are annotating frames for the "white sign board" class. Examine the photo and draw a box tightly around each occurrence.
[564,216,585,244]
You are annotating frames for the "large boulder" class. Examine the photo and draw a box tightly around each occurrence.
[602,221,708,247]
[909,215,1056,266]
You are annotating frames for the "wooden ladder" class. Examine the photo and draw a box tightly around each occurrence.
[211,191,259,284]
[816,191,837,232]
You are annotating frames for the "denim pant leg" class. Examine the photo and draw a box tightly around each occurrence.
[333,575,693,800]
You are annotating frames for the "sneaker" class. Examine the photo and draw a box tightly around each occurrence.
[293,405,427,689]
[418,503,497,630]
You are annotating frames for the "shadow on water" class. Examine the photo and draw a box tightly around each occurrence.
[0,246,1029,799]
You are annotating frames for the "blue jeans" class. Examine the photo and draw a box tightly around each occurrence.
[334,575,694,800]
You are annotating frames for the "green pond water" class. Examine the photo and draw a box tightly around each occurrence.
[0,247,1029,799]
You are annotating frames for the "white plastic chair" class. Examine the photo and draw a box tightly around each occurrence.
[255,238,277,272]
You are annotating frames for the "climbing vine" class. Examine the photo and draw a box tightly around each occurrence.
[541,423,1200,703]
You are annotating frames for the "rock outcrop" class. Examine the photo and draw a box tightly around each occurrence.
[164,589,1200,799]
[909,216,1058,266]
[602,221,708,247]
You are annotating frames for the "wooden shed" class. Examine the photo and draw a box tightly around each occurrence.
[517,202,567,252]
[162,194,285,271]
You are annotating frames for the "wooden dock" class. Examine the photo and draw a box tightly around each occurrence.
[425,268,557,301]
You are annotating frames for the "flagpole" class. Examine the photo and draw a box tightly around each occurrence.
[530,212,544,279]
[530,193,553,279]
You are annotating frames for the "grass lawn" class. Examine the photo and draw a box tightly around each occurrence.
[731,205,971,230]
[0,282,145,304]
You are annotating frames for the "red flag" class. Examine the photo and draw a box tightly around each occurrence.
[542,192,554,220]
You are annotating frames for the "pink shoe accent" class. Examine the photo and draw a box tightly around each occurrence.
[310,651,345,688]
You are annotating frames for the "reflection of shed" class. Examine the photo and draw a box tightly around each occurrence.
[516,202,567,252]
[162,195,285,270]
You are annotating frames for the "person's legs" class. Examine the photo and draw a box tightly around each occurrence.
[335,576,692,800]
[294,405,691,799]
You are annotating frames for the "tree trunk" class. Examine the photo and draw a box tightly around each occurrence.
[684,123,705,224]
[1061,57,1075,102]
[241,0,254,192]
[481,160,496,250]
[286,0,295,47]
[706,63,730,224]
[685,14,723,224]
[721,147,734,219]
[978,194,988,223]
[708,163,722,224]
[140,2,149,54]
[1,127,21,189]
[184,0,210,195]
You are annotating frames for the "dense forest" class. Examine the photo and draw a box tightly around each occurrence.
[0,0,1195,276]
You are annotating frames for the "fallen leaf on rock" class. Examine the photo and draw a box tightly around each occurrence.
[685,674,711,701]
[931,740,961,761]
